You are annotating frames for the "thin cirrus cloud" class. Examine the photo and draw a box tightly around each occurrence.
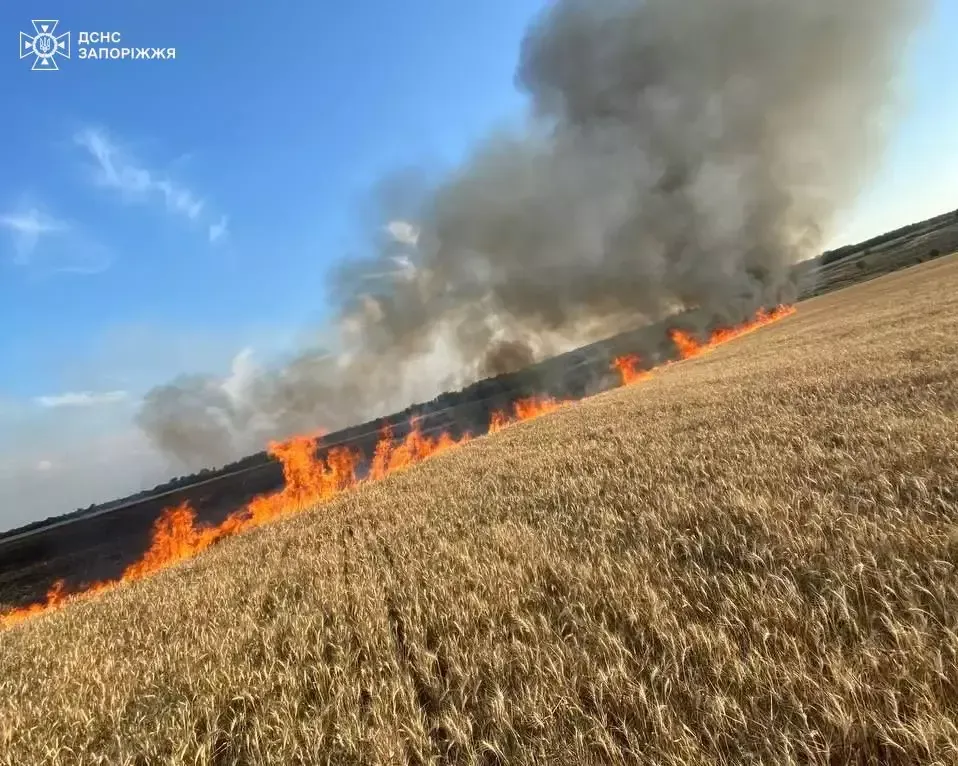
[34,390,129,409]
[0,206,112,276]
[74,127,228,241]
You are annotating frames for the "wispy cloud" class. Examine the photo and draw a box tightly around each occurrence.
[0,205,111,276]
[74,127,227,234]
[34,390,128,409]
[0,208,67,265]
[208,214,229,243]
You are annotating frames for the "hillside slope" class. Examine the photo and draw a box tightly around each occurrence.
[1,255,956,765]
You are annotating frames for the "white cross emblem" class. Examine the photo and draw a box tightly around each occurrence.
[20,20,71,71]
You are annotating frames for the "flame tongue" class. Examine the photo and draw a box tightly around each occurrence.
[123,503,211,581]
[670,305,798,362]
[611,305,797,385]
[611,354,650,386]
[489,397,570,433]
[0,304,795,629]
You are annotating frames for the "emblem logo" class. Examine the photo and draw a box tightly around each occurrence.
[20,20,71,70]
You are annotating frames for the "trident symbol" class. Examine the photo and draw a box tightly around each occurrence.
[20,20,71,70]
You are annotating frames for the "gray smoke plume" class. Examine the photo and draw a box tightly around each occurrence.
[138,0,929,469]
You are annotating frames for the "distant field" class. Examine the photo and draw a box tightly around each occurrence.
[797,211,958,299]
[1,255,956,765]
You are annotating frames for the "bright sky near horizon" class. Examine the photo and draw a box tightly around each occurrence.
[0,1,956,531]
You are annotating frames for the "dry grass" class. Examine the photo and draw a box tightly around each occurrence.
[1,255,957,765]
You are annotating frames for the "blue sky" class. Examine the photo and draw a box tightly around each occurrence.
[0,0,956,530]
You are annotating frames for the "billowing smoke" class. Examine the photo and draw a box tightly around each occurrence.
[139,0,929,469]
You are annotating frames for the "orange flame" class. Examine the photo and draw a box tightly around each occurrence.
[122,503,214,581]
[611,354,652,386]
[368,418,468,481]
[669,305,797,361]
[0,580,69,629]
[488,396,569,433]
[0,304,795,629]
[122,438,362,584]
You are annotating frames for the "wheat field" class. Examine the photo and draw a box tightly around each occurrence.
[1,255,957,765]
